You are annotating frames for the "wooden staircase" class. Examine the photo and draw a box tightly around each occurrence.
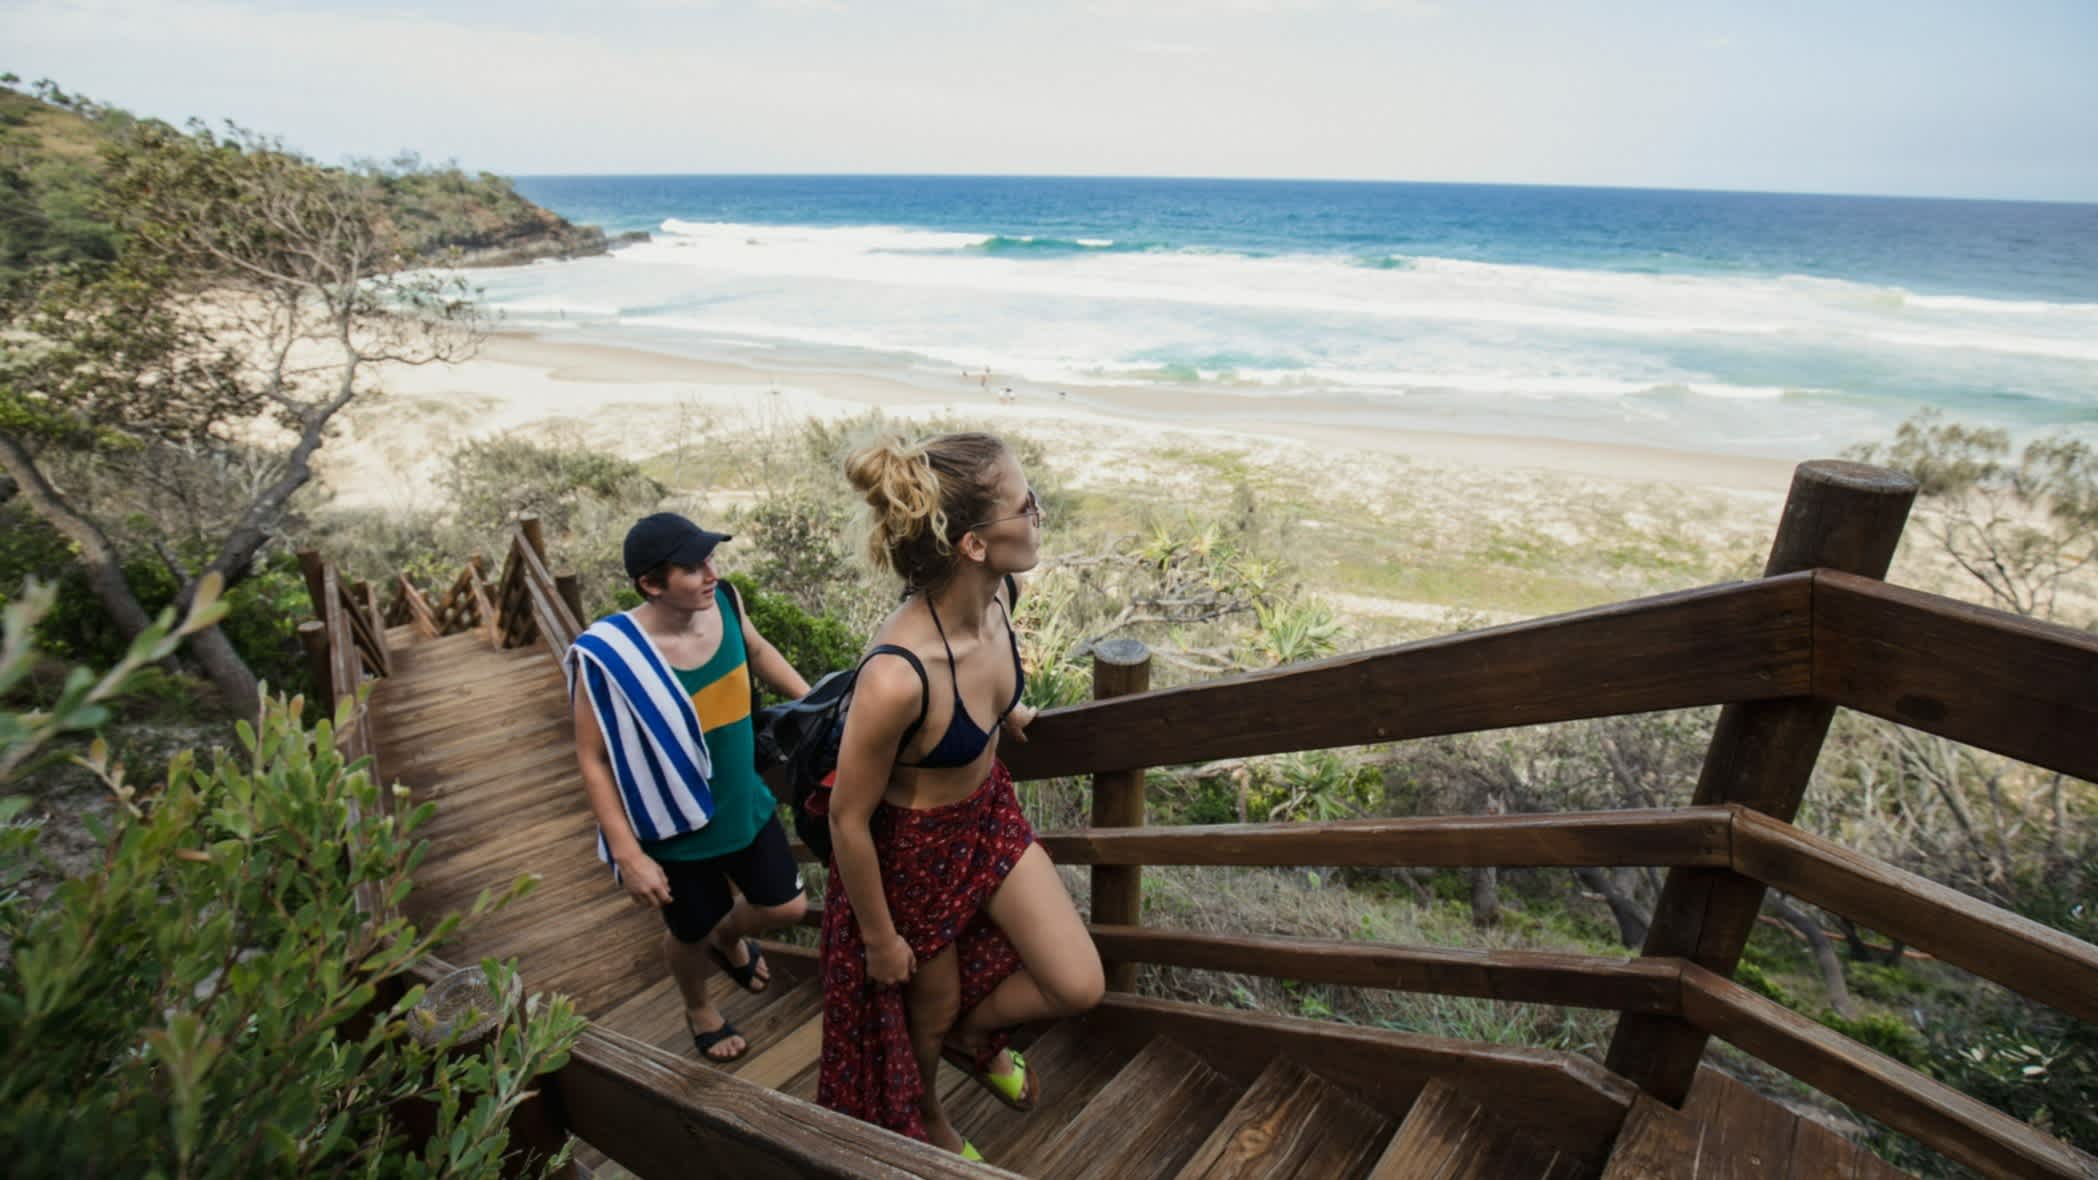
[367,614,1921,1179]
[300,458,2098,1180]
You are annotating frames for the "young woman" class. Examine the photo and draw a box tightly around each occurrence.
[818,433,1104,1159]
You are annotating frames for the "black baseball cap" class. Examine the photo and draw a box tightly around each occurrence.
[623,513,732,578]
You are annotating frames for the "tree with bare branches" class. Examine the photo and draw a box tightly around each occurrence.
[0,117,480,717]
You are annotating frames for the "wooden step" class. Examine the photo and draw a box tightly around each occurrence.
[1029,1037,1240,1180]
[1666,1068,1912,1180]
[1173,1057,1394,1180]
[1601,1095,1704,1179]
[947,1019,1132,1165]
[1369,1078,1583,1180]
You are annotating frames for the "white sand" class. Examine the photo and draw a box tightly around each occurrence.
[329,329,1799,514]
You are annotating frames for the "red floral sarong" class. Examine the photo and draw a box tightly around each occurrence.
[817,760,1033,1141]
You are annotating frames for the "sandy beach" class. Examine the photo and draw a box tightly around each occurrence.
[334,329,1799,511]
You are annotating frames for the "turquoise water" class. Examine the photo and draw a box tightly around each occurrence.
[486,175,2098,457]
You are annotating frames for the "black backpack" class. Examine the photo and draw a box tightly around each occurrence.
[754,645,928,863]
[754,575,1017,862]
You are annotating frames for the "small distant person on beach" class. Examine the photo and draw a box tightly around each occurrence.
[565,513,813,1063]
[816,432,1102,1161]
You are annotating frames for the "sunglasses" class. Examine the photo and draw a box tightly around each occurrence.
[969,488,1043,531]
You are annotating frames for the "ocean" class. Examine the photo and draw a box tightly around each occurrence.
[491,175,2098,458]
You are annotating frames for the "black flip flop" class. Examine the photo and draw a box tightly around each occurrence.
[707,936,769,993]
[692,1018,748,1062]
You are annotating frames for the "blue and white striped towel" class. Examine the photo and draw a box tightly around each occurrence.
[564,611,715,867]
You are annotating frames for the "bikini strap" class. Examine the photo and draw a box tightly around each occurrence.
[857,644,930,755]
[921,595,965,700]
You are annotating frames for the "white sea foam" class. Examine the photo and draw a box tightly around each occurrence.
[476,217,2098,457]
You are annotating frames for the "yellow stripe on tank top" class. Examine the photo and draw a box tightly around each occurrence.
[689,663,753,730]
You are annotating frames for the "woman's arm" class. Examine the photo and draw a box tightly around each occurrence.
[572,689,673,907]
[827,655,922,985]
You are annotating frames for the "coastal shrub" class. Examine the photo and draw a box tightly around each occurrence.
[0,506,312,703]
[0,580,586,1178]
[722,572,861,691]
[442,434,665,542]
[1820,1010,1927,1068]
[742,488,869,622]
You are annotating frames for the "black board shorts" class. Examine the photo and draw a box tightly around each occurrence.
[656,815,804,944]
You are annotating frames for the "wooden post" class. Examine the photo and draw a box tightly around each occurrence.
[296,549,327,619]
[1605,460,1915,1104]
[1089,638,1152,993]
[555,573,585,631]
[362,583,390,666]
[520,514,548,561]
[298,619,333,704]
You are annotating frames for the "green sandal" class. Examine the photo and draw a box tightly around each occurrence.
[942,1045,1038,1112]
[961,1141,985,1163]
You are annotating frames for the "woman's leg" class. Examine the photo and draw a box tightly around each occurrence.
[953,843,1105,1048]
[903,945,967,1152]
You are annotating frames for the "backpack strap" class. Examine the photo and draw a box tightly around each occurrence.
[859,643,930,756]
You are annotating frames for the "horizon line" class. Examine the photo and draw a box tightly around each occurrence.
[498,170,2098,209]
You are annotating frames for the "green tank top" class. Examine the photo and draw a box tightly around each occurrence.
[643,586,778,862]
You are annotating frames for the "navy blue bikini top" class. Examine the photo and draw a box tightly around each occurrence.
[884,582,1026,770]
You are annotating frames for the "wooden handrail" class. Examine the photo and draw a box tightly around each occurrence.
[1680,965,2098,1180]
[1731,808,2098,1026]
[1813,570,2098,784]
[468,569,500,647]
[509,523,581,660]
[1086,926,1682,1013]
[1003,574,1814,780]
[397,573,441,639]
[1036,807,1736,869]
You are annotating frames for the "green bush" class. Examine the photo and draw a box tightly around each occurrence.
[441,435,664,541]
[0,506,312,701]
[1821,1010,1927,1068]
[0,583,586,1177]
[1734,961,1797,1009]
[724,572,861,694]
[1848,961,1929,1005]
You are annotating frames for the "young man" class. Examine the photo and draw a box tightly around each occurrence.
[566,513,812,1062]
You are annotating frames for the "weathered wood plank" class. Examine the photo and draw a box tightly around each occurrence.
[1678,965,2096,1180]
[1814,571,2098,785]
[1086,925,1682,1013]
[1680,1068,1794,1180]
[1731,809,2098,1026]
[1367,1078,1486,1178]
[1085,991,1634,1165]
[1171,1058,1335,1180]
[1599,1095,1704,1179]
[1031,1038,1237,1180]
[555,1023,1018,1179]
[1037,807,1736,869]
[1003,575,1813,780]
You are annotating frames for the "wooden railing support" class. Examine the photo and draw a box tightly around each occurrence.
[555,573,586,630]
[1606,459,1916,1104]
[298,619,332,701]
[1089,638,1151,992]
[297,548,328,619]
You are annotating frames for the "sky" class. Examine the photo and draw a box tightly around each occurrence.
[5,0,2097,202]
